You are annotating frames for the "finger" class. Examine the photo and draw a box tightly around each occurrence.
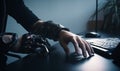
[70,37,81,55]
[76,37,87,57]
[83,40,94,56]
[86,41,94,53]
[60,41,70,56]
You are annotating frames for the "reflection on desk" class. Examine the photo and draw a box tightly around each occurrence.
[8,43,120,71]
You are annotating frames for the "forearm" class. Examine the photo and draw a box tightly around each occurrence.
[6,0,69,41]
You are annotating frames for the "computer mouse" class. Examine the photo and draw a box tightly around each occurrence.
[85,32,101,38]
[67,52,84,62]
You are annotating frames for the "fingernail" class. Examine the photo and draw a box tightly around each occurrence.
[84,54,87,58]
[90,53,94,56]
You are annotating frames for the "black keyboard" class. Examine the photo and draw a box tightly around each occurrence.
[86,38,120,58]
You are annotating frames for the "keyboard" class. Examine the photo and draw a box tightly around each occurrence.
[86,38,120,58]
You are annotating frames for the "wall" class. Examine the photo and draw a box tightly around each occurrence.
[6,0,106,44]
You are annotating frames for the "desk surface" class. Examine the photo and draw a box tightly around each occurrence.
[8,43,120,71]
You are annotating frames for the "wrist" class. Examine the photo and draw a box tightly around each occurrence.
[32,20,44,30]
[32,20,69,41]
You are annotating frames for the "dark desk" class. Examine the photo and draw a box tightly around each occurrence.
[8,43,120,71]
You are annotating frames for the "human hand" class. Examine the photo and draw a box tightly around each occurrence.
[59,30,94,58]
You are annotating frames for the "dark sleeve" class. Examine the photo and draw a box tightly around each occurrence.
[6,0,39,32]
